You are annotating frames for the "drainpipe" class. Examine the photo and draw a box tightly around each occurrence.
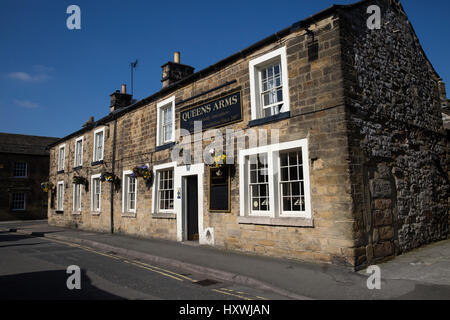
[110,119,117,234]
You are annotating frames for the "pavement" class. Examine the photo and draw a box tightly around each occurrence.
[1,220,450,300]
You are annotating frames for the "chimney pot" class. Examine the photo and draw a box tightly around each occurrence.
[121,84,127,94]
[174,52,180,64]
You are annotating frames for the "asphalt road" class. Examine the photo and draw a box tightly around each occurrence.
[0,230,287,300]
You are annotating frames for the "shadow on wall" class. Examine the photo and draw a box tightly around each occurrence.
[0,269,125,300]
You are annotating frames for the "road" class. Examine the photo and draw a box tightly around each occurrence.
[0,226,287,300]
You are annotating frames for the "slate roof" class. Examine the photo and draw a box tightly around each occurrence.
[0,133,59,156]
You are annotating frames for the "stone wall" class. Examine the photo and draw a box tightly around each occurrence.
[48,13,364,268]
[0,153,51,221]
[340,0,449,268]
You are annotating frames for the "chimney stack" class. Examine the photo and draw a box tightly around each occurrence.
[161,52,195,88]
[110,84,133,113]
[174,52,180,64]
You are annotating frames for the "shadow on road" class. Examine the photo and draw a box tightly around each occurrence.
[0,269,126,300]
[0,234,34,242]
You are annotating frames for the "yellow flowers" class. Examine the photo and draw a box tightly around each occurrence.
[214,154,227,167]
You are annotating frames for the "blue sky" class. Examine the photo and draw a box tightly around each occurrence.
[1,0,449,138]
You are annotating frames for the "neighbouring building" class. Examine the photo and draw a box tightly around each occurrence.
[0,133,59,221]
[47,0,449,270]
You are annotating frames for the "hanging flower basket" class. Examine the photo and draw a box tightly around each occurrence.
[100,172,121,192]
[100,172,117,183]
[73,176,89,191]
[41,181,54,193]
[209,151,236,179]
[132,165,152,187]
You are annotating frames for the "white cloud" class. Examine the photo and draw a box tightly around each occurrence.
[6,65,53,82]
[13,99,40,109]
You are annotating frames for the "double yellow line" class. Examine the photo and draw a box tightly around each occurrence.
[42,236,268,300]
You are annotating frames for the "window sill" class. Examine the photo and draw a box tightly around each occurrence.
[237,216,314,227]
[72,211,81,215]
[57,170,64,174]
[91,160,104,166]
[55,210,64,214]
[152,212,176,219]
[155,142,175,152]
[91,211,101,216]
[74,166,83,170]
[122,212,136,218]
[248,111,290,127]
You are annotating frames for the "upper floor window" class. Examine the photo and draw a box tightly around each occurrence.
[156,96,175,146]
[11,192,26,211]
[74,137,84,167]
[93,128,105,162]
[13,162,27,177]
[58,145,65,171]
[249,47,290,120]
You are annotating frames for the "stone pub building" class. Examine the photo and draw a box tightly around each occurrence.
[48,0,449,270]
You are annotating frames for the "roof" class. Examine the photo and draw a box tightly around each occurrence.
[48,0,442,148]
[0,133,60,156]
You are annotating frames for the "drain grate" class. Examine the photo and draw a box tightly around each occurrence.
[195,279,220,287]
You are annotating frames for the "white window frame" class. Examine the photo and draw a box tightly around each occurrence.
[152,162,177,214]
[57,181,64,211]
[13,162,28,178]
[72,183,82,214]
[92,127,105,162]
[249,47,290,120]
[239,138,311,219]
[11,192,26,211]
[247,153,271,216]
[156,96,175,147]
[278,150,308,217]
[74,136,84,168]
[122,170,137,214]
[58,144,66,171]
[91,174,101,213]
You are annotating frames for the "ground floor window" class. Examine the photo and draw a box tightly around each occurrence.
[11,192,26,211]
[91,175,101,212]
[57,181,64,211]
[249,154,270,215]
[239,139,311,219]
[279,150,306,214]
[123,171,137,213]
[158,169,174,211]
[73,184,82,212]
